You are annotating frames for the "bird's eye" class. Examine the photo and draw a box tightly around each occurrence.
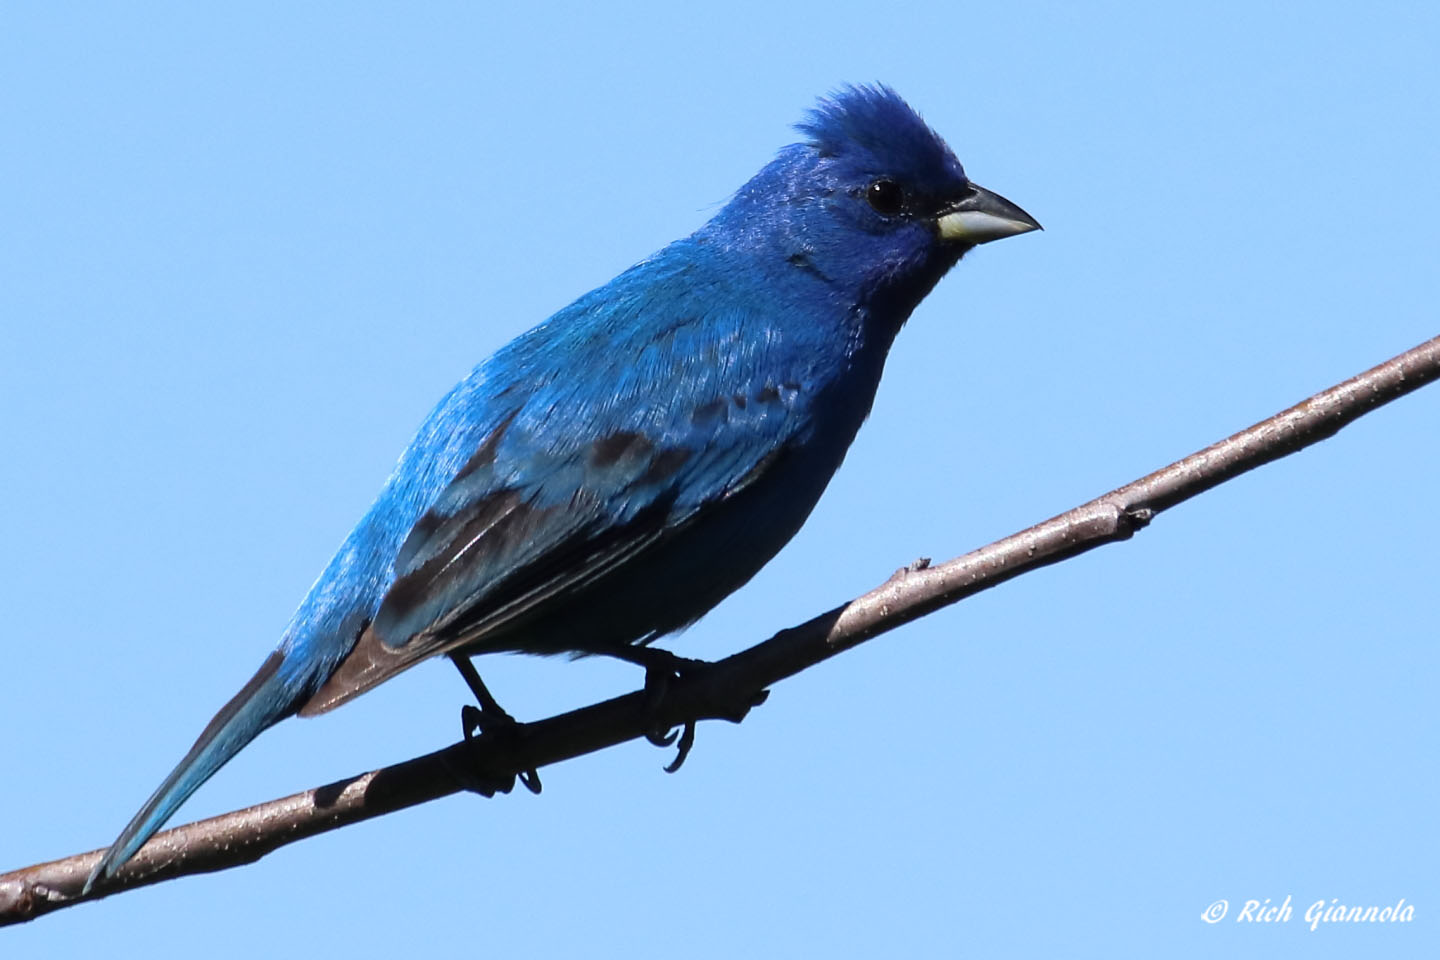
[866,179,905,216]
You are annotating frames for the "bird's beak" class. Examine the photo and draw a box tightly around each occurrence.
[936,183,1042,245]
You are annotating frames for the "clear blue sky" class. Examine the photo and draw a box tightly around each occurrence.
[3,3,1436,957]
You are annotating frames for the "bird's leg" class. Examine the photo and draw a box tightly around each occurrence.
[451,654,542,795]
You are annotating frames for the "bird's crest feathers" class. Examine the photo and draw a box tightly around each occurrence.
[795,84,966,185]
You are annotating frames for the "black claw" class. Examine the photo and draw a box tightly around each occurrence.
[461,703,485,738]
[663,720,696,773]
[516,767,542,795]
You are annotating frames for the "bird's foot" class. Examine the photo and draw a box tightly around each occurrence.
[458,702,543,795]
[613,647,768,773]
[640,652,704,773]
[450,655,542,796]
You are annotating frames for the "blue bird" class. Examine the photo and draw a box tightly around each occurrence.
[86,84,1039,891]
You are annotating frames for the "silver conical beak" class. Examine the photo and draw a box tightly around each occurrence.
[936,183,1042,245]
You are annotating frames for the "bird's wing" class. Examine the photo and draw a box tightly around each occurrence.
[299,297,812,716]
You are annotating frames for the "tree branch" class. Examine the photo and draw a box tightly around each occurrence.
[4,333,1437,926]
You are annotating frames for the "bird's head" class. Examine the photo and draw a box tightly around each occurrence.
[706,85,1040,317]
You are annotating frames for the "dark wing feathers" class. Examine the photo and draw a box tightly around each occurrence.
[298,487,672,716]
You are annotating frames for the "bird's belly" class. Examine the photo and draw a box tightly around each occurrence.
[472,434,848,658]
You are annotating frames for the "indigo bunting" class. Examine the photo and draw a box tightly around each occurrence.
[87,84,1039,890]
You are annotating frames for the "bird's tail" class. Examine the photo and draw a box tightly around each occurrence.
[84,651,296,893]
